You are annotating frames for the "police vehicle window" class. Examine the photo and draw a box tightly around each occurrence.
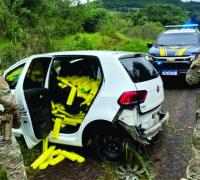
[156,33,200,46]
[23,58,51,90]
[120,56,158,83]
[5,64,25,89]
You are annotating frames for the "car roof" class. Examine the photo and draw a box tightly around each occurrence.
[29,50,144,59]
[163,28,198,34]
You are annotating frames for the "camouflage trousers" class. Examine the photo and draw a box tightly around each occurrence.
[187,109,200,180]
[0,134,27,180]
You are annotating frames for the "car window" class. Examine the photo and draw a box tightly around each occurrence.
[51,56,102,80]
[23,58,51,90]
[155,33,200,46]
[5,63,25,89]
[119,56,158,83]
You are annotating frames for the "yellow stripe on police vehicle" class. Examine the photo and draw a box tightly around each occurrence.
[160,47,167,56]
[176,47,188,56]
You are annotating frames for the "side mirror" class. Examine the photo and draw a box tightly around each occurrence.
[147,43,153,48]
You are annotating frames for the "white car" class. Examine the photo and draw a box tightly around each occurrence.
[3,51,169,162]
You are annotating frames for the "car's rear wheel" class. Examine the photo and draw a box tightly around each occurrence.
[94,130,124,163]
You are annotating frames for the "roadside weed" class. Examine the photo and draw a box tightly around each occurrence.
[118,140,155,180]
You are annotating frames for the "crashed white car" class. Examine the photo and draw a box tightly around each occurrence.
[3,51,169,162]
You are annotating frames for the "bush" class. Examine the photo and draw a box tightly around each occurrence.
[118,38,151,52]
[125,22,164,39]
[0,40,23,69]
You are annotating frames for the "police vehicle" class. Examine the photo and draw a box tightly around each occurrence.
[148,24,200,77]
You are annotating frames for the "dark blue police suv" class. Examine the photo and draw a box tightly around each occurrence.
[148,25,200,77]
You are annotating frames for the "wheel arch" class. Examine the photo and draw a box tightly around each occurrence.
[82,119,131,147]
[82,120,114,147]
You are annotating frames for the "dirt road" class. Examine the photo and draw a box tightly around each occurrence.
[149,79,199,180]
[31,79,199,180]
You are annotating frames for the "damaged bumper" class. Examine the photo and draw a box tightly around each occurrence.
[116,110,169,144]
[143,111,169,139]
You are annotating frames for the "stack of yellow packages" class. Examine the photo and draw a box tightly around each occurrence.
[51,76,100,139]
[31,137,85,170]
[31,76,100,170]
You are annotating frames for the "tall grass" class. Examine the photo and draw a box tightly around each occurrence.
[52,32,151,52]
[122,140,155,180]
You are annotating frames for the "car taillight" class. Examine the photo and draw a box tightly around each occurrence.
[118,91,147,106]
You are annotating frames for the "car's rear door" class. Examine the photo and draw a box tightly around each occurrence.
[120,55,164,113]
[15,56,52,148]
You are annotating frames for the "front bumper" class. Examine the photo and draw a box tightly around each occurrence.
[152,60,191,77]
[116,110,169,144]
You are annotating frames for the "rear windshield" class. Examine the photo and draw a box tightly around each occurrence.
[119,56,158,83]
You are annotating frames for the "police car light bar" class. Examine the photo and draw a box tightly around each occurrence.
[165,24,198,29]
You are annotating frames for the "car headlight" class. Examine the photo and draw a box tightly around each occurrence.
[190,54,196,62]
[146,55,154,62]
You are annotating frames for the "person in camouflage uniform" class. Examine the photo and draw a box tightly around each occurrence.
[0,75,27,180]
[186,54,200,179]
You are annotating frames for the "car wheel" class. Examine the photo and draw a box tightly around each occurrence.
[94,131,124,163]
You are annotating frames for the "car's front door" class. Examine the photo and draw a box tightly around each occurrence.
[15,56,52,148]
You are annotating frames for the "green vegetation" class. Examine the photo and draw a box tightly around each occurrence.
[17,138,41,179]
[0,165,8,180]
[98,162,117,180]
[1,0,197,70]
[123,140,155,179]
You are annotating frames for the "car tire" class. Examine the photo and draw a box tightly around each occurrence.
[93,129,124,163]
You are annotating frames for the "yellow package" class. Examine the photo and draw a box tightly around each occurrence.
[52,118,62,139]
[42,137,48,152]
[49,155,65,166]
[66,86,77,105]
[31,146,56,170]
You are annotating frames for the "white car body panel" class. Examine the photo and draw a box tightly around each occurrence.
[3,51,167,148]
[135,76,164,113]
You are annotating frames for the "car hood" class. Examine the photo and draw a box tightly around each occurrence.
[148,45,200,57]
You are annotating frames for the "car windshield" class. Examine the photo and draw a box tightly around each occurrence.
[155,33,200,46]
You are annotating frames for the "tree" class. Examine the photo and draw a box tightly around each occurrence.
[131,4,188,26]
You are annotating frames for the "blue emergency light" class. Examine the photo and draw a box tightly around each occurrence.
[165,24,198,29]
[156,61,163,65]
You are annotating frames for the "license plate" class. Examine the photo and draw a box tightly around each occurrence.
[162,70,177,76]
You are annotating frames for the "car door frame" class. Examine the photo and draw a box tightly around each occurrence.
[15,55,53,149]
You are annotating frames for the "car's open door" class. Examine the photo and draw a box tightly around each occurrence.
[15,56,52,148]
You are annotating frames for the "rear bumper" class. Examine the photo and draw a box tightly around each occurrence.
[143,111,169,139]
[116,110,169,144]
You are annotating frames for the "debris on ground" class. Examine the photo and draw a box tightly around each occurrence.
[115,164,145,180]
[31,137,85,170]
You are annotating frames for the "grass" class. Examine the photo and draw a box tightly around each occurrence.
[180,138,193,151]
[17,138,42,179]
[123,140,156,180]
[52,32,151,52]
[98,162,117,180]
[0,165,8,180]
